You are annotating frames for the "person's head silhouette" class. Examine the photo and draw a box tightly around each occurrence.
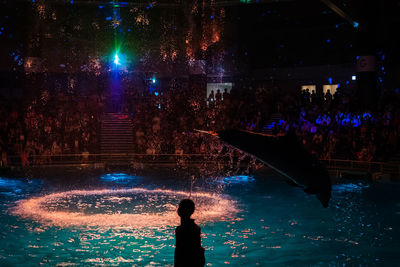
[178,199,195,220]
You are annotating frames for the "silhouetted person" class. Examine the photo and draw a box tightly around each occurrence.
[303,88,310,103]
[215,89,222,105]
[175,199,205,267]
[311,90,317,104]
[208,90,215,108]
[325,89,333,102]
[223,88,229,101]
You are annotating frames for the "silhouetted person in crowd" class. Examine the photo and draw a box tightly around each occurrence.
[208,90,215,108]
[223,88,229,100]
[311,90,317,104]
[223,88,230,106]
[215,89,222,105]
[325,89,332,102]
[303,88,311,103]
[175,199,205,267]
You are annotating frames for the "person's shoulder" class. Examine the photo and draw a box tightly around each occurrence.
[176,221,201,232]
[176,225,187,235]
[192,221,201,232]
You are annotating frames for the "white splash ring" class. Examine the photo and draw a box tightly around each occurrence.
[11,188,239,228]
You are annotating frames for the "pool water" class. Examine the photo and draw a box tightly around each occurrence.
[0,173,399,266]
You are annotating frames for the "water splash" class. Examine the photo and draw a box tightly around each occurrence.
[11,188,239,228]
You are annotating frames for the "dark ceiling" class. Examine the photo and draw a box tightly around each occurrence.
[0,0,398,71]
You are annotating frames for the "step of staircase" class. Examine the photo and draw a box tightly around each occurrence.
[101,113,134,158]
[387,152,400,163]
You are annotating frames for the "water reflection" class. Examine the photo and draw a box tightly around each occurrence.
[332,182,370,193]
[100,173,141,185]
[215,175,255,184]
[0,177,42,198]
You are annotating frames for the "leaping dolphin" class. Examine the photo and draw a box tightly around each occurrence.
[198,129,331,208]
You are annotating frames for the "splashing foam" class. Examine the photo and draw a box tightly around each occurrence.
[11,188,238,228]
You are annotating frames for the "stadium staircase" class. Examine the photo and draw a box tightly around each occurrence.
[101,113,134,161]
[262,113,284,134]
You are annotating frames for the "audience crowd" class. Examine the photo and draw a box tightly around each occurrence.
[125,79,400,163]
[271,88,400,162]
[123,78,400,161]
[0,75,399,167]
[0,92,101,167]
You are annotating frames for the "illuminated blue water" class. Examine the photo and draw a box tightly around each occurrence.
[0,173,399,266]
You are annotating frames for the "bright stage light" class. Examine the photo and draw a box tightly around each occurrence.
[352,75,356,81]
[152,78,156,84]
[114,54,120,65]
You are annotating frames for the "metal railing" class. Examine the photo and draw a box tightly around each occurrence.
[2,153,223,167]
[3,153,400,177]
[320,158,400,178]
